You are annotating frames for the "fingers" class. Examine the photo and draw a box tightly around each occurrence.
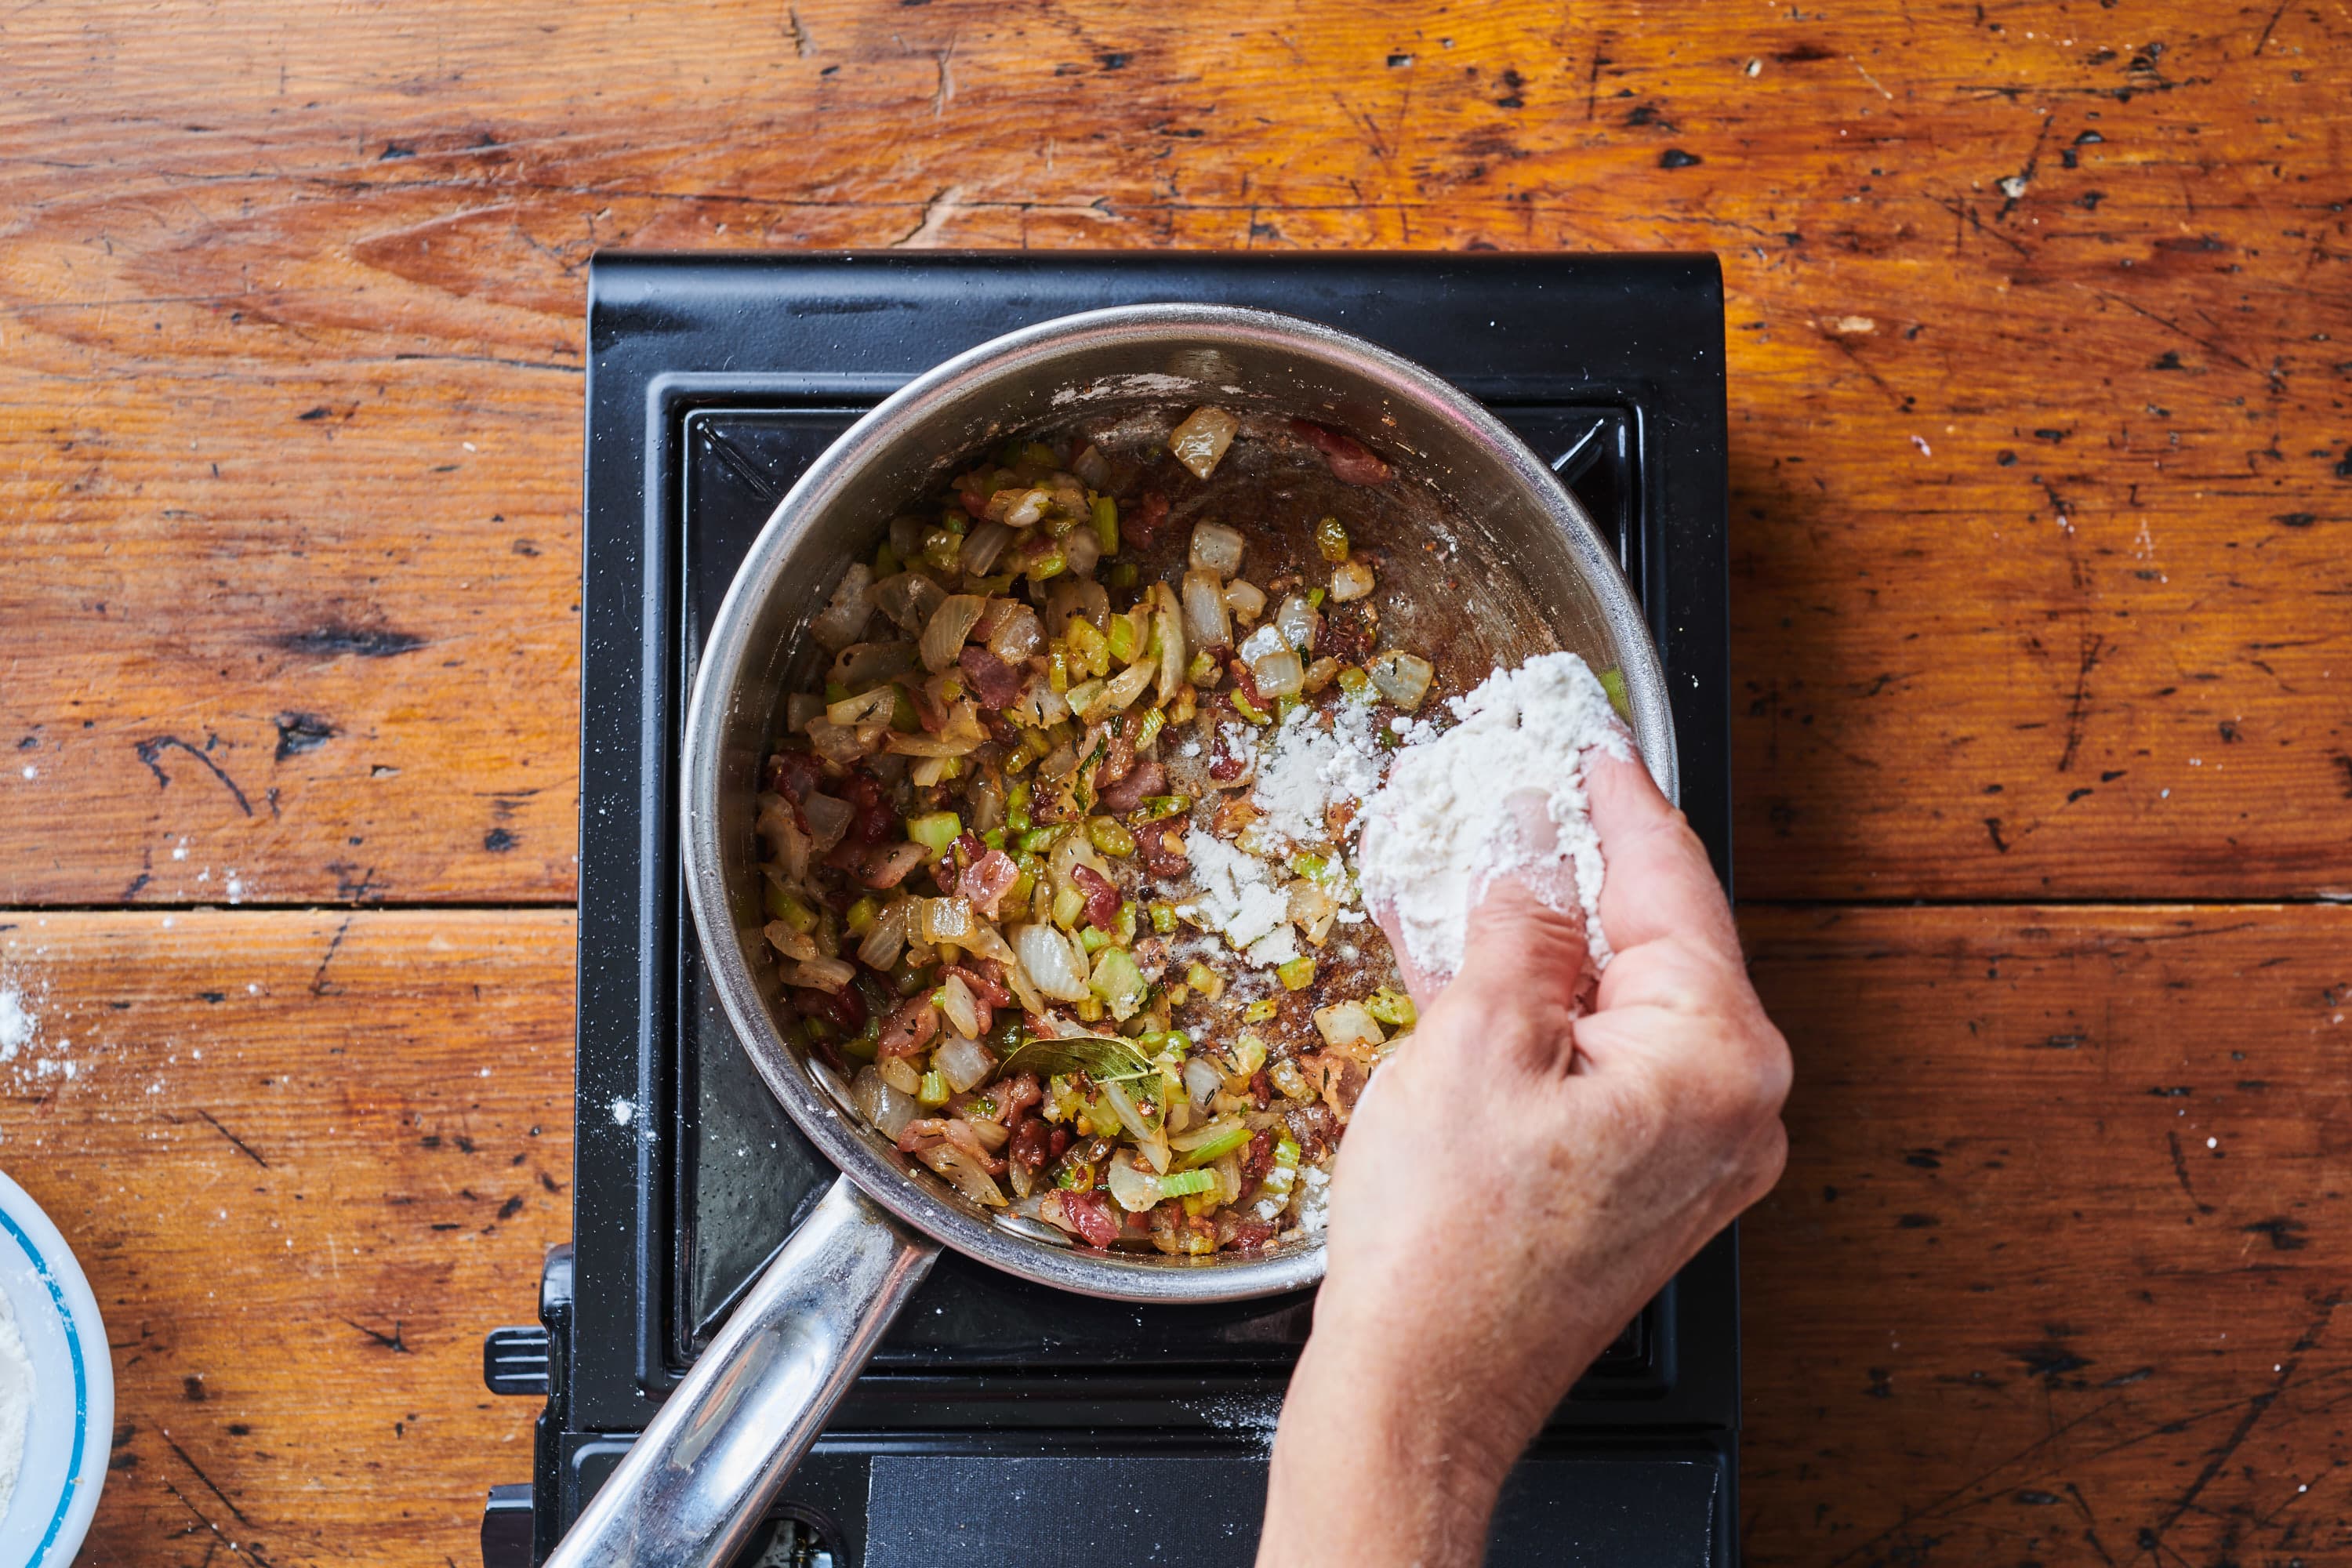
[1584,748,1737,957]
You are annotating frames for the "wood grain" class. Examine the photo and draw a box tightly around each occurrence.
[1741,903,2352,1566]
[2,1,2347,903]
[0,909,573,1568]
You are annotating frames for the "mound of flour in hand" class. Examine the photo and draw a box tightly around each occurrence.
[1356,652,1629,989]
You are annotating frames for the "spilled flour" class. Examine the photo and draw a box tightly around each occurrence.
[1357,652,1628,989]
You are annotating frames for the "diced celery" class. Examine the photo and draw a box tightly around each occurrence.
[1091,494,1120,554]
[824,681,851,705]
[1335,666,1371,699]
[1073,996,1105,1022]
[765,881,819,931]
[1052,884,1086,930]
[1150,901,1178,935]
[844,895,880,938]
[1599,666,1632,720]
[1173,1123,1252,1171]
[1079,925,1111,955]
[1067,617,1109,678]
[1244,998,1279,1022]
[906,811,962,856]
[917,1070,950,1107]
[1029,550,1066,583]
[873,543,901,579]
[1275,1133,1301,1168]
[1048,644,1070,694]
[1090,944,1149,1020]
[1316,515,1350,563]
[1368,986,1416,1028]
[1306,586,1326,609]
[1288,852,1329,880]
[1116,899,1138,946]
[1133,706,1164,753]
[980,826,1007,851]
[840,1018,881,1062]
[1230,689,1271,726]
[1276,956,1317,992]
[1087,816,1137,857]
[1017,825,1066,855]
[920,529,962,573]
[1106,614,1138,666]
[1157,1168,1217,1198]
[1186,650,1221,687]
[1276,694,1301,722]
[1108,561,1138,590]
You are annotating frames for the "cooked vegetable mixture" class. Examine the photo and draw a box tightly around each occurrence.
[760,408,1433,1256]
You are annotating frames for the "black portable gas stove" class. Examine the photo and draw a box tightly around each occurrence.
[479,252,1735,1568]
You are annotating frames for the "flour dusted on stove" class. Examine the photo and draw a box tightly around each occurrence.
[1357,652,1628,988]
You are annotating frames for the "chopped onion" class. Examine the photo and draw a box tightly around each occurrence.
[809,563,874,652]
[780,956,856,993]
[825,685,898,728]
[878,1053,923,1096]
[1189,520,1247,580]
[1102,1080,1170,1174]
[1107,1149,1161,1213]
[916,1142,1007,1207]
[852,1067,920,1142]
[935,974,983,1040]
[804,718,884,766]
[1007,1157,1036,1201]
[1012,922,1091,1003]
[1275,593,1319,654]
[1086,655,1155,720]
[1328,558,1377,603]
[756,794,811,881]
[873,573,947,635]
[1367,650,1435,712]
[1181,1057,1224,1108]
[885,702,987,757]
[964,1116,1011,1153]
[1071,443,1112,488]
[1181,569,1232,649]
[1236,622,1288,666]
[985,602,1044,663]
[1313,999,1385,1051]
[1287,880,1338,945]
[1063,524,1101,580]
[1170,407,1241,481]
[830,639,918,692]
[888,515,931,561]
[935,1029,995,1092]
[1250,648,1305,699]
[960,522,1013,577]
[858,898,915,969]
[1046,575,1110,631]
[1153,583,1186,706]
[1222,578,1266,624]
[800,789,856,851]
[1214,1150,1244,1207]
[764,920,817,963]
[920,594,987,673]
[957,920,1018,970]
[919,896,976,946]
[989,485,1052,528]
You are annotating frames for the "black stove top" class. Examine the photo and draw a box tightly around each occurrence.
[481,252,1734,1568]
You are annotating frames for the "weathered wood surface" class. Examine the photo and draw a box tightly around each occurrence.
[3,1,2347,903]
[1741,904,2352,1566]
[0,911,575,1568]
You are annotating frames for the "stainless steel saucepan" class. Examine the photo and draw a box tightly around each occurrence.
[546,303,1677,1566]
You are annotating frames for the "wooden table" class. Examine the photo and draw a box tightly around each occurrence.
[4,3,2346,1562]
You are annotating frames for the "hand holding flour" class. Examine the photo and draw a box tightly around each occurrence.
[1258,741,1791,1568]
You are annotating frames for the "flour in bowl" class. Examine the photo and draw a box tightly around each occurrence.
[1356,652,1628,989]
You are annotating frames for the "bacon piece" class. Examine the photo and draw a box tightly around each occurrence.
[1129,489,1169,547]
[1137,827,1190,880]
[852,841,929,890]
[839,771,897,844]
[1226,659,1265,707]
[1070,864,1122,930]
[946,961,1014,1009]
[793,983,866,1035]
[1011,1115,1055,1171]
[1225,1218,1276,1252]
[954,850,1020,920]
[958,644,1025,710]
[1285,1102,1340,1163]
[1208,726,1248,782]
[1097,759,1165,815]
[877,996,941,1059]
[766,750,824,803]
[1290,419,1392,485]
[942,1117,1007,1175]
[1250,1069,1272,1112]
[900,679,947,733]
[1060,1189,1122,1250]
[1240,1128,1276,1182]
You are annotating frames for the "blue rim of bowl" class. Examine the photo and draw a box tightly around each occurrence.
[0,1207,88,1567]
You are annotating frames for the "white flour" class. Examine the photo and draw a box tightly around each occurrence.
[1250,700,1383,848]
[0,1287,29,1515]
[1357,652,1628,988]
[1179,829,1293,960]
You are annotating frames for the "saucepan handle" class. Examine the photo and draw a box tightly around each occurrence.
[544,1174,938,1567]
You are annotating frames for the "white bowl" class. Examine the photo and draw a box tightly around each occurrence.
[0,1167,110,1567]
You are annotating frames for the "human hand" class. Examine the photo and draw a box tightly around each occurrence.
[1257,746,1791,1568]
